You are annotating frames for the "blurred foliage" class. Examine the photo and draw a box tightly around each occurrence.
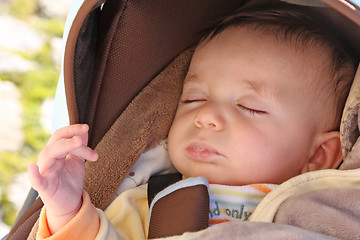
[32,17,66,37]
[9,0,38,18]
[1,192,17,226]
[0,0,66,229]
[0,152,34,225]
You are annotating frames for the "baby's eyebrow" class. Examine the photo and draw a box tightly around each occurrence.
[242,79,265,93]
[183,74,201,85]
[241,79,280,103]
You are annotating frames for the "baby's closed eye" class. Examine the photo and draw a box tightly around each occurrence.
[236,104,268,116]
[181,98,207,104]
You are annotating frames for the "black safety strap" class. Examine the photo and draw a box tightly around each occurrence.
[147,172,183,207]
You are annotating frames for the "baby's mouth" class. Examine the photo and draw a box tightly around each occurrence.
[186,142,223,162]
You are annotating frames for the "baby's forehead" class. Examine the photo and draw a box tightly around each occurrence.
[197,27,332,75]
[206,23,335,58]
[187,28,333,102]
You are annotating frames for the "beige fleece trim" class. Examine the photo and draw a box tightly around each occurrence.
[251,168,360,222]
[340,64,360,159]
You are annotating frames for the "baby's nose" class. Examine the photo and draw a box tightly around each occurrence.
[194,103,225,130]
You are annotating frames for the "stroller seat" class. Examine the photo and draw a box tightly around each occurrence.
[5,0,360,239]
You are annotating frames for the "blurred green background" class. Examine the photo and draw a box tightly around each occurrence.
[0,0,69,234]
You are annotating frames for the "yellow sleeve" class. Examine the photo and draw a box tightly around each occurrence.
[36,191,100,240]
[104,184,149,240]
[36,185,149,240]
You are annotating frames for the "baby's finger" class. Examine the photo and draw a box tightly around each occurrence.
[68,144,98,162]
[48,124,89,145]
[78,128,89,147]
[28,164,47,193]
[40,135,84,163]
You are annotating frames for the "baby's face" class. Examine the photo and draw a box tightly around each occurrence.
[168,27,328,185]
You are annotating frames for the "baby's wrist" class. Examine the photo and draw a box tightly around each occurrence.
[46,197,83,235]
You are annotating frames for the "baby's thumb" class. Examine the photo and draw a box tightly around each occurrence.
[28,164,46,192]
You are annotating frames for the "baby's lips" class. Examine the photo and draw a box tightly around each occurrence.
[187,141,220,154]
[186,141,224,162]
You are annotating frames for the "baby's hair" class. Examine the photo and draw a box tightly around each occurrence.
[200,3,358,130]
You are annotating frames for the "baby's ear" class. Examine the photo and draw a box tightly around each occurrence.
[301,131,343,173]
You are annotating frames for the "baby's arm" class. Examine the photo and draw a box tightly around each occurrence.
[28,124,98,235]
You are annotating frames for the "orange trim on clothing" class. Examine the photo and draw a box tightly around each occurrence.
[251,184,273,194]
[37,191,100,240]
[208,219,230,225]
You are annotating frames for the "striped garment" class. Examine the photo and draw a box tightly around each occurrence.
[208,183,277,225]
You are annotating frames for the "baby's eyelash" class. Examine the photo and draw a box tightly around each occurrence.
[181,99,206,104]
[237,104,267,115]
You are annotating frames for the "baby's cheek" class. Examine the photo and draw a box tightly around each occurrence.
[167,123,178,148]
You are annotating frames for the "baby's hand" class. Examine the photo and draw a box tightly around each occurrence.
[28,124,98,234]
